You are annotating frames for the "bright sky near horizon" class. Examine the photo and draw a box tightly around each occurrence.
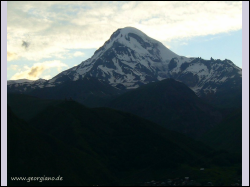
[7,1,242,80]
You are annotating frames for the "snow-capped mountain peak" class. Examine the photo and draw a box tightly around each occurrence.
[52,27,190,89]
[92,27,179,62]
[8,27,242,103]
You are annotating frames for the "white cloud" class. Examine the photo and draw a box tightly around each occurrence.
[7,52,19,61]
[42,75,52,80]
[7,1,242,62]
[180,42,188,46]
[73,51,85,57]
[10,60,68,80]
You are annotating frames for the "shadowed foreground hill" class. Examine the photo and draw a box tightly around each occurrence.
[8,98,241,186]
[7,105,116,186]
[29,101,213,170]
[107,78,227,138]
[7,77,124,108]
[7,93,62,121]
[200,109,242,154]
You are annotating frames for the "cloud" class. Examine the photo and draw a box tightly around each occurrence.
[7,2,242,62]
[180,42,188,46]
[42,75,51,80]
[204,36,221,42]
[7,52,19,61]
[10,60,68,80]
[22,40,30,49]
[28,66,44,77]
[73,51,85,57]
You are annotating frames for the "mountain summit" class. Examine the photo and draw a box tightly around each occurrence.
[49,26,187,89]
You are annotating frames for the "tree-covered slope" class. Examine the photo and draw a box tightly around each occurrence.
[107,78,227,138]
[7,105,116,186]
[7,95,241,186]
[199,109,242,153]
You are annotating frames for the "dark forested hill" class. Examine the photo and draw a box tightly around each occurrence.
[8,95,241,186]
[7,105,117,186]
[199,109,242,153]
[107,78,227,138]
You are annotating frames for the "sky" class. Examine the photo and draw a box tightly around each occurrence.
[7,1,242,80]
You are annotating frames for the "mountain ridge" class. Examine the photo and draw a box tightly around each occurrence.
[7,26,242,108]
